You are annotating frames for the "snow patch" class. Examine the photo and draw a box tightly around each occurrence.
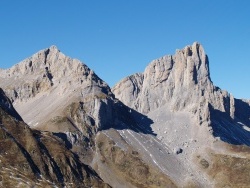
[243,126,250,132]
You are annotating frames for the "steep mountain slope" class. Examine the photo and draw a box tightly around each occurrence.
[0,88,109,187]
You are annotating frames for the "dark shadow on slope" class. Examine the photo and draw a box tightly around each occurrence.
[36,140,65,184]
[52,132,73,149]
[130,108,156,135]
[209,103,250,146]
[65,153,84,181]
[0,88,23,121]
[101,100,156,136]
[234,99,250,126]
[0,125,41,177]
[71,152,104,182]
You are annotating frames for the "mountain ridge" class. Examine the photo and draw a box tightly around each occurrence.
[0,42,250,187]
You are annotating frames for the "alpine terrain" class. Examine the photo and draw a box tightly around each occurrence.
[0,42,249,187]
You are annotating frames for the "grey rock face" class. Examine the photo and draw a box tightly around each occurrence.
[112,73,144,110]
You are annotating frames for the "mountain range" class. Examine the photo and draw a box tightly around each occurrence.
[0,42,249,187]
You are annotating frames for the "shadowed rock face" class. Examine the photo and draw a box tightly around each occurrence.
[0,88,22,121]
[0,88,110,187]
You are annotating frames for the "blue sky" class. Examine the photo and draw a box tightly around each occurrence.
[0,1,249,99]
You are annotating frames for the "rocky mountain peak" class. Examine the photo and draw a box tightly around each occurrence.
[113,42,213,114]
[0,46,111,103]
[48,45,59,51]
[113,42,250,146]
[0,46,114,133]
[144,42,211,89]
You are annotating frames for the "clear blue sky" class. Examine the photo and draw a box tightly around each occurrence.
[0,1,249,99]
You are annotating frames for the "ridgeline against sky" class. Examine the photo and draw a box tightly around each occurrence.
[0,1,249,98]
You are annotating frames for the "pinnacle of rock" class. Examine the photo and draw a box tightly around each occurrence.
[49,45,59,51]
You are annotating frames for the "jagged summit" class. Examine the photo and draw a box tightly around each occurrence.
[0,45,111,102]
[113,42,212,114]
[48,45,59,51]
[1,45,88,78]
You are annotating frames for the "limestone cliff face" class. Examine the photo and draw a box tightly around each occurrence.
[113,42,250,145]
